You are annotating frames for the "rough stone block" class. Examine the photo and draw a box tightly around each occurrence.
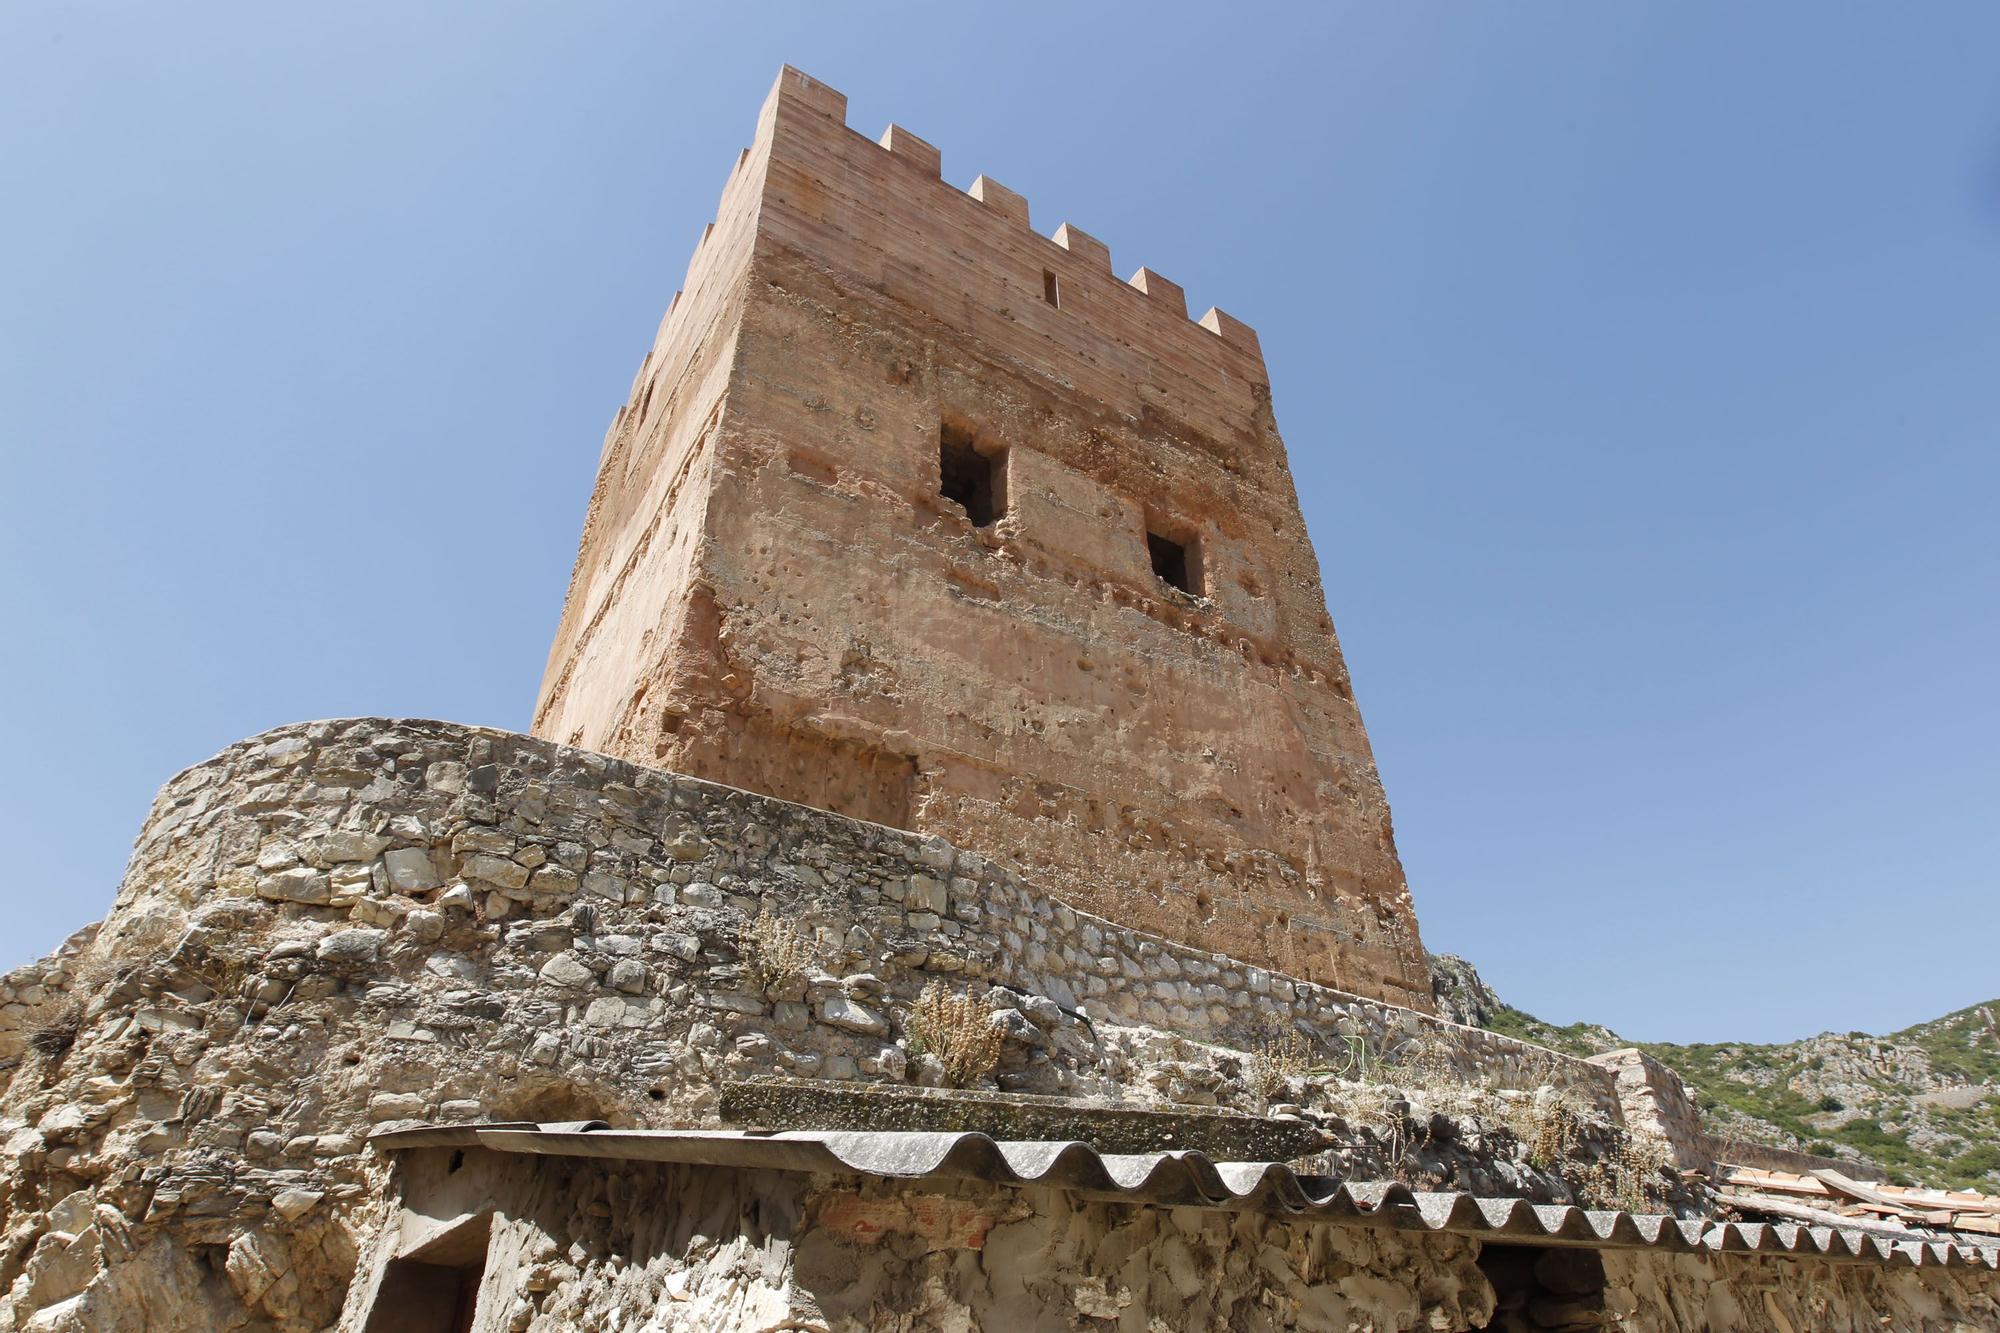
[383,848,441,893]
[257,867,330,905]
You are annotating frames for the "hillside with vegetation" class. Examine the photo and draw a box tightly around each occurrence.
[1430,954,2000,1192]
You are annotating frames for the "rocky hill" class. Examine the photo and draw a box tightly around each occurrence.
[1431,953,2000,1192]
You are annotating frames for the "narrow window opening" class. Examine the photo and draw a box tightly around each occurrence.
[364,1261,482,1333]
[362,1212,492,1333]
[1147,529,1201,595]
[939,423,1005,528]
[1042,269,1061,308]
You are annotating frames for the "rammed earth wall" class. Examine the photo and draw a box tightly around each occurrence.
[532,67,1433,1009]
[0,717,1610,1331]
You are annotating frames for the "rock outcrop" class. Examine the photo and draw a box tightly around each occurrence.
[1432,952,2000,1192]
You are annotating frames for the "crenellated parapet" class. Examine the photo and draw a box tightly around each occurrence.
[646,65,1273,410]
[752,65,1268,389]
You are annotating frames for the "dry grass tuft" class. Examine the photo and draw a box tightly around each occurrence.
[1389,1032,1459,1090]
[1583,1127,1675,1213]
[1507,1087,1592,1170]
[28,1006,82,1064]
[739,908,816,993]
[1250,1030,1314,1101]
[906,982,1003,1089]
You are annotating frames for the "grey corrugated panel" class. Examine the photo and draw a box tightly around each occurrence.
[367,1124,2000,1272]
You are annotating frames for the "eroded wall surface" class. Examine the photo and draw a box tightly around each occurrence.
[350,1149,2000,1333]
[0,718,1597,1332]
[531,67,1432,1008]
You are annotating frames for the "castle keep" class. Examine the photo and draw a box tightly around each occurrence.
[2,66,1993,1333]
[534,67,1431,1010]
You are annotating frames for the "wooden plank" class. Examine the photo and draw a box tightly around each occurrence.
[1717,1167,1833,1198]
[1722,1165,2000,1221]
[1812,1171,1975,1227]
[1723,1182,2000,1246]
[1814,1169,1918,1212]
[1888,1187,2000,1214]
[1718,1190,1924,1241]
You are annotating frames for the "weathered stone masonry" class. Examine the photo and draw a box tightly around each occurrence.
[0,716,1617,1331]
[8,718,1604,1114]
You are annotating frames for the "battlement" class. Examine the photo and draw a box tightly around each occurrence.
[738,64,1279,450]
[757,65,1264,364]
[632,64,1272,458]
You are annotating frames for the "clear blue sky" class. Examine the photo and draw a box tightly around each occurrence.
[3,3,1994,1044]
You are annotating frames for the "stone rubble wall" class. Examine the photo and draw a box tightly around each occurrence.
[1,717,1610,1332]
[1588,1048,1714,1173]
[0,931,95,1072]
[1584,1048,1898,1185]
[350,1147,2000,1333]
[104,717,1602,1100]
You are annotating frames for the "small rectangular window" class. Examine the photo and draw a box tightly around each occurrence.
[939,423,1005,528]
[1042,269,1061,308]
[361,1212,491,1333]
[1147,529,1202,596]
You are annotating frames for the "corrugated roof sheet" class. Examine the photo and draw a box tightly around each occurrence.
[371,1124,2000,1273]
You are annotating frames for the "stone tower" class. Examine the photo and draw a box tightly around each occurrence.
[535,67,1431,1009]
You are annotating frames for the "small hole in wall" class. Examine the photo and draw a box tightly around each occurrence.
[1274,911,1290,929]
[1194,891,1213,919]
[447,1149,465,1175]
[647,1088,666,1102]
[343,1053,361,1066]
[1042,269,1061,307]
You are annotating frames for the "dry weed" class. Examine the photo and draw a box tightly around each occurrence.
[28,1006,81,1064]
[1388,1032,1459,1091]
[906,982,1003,1088]
[1508,1088,1591,1170]
[739,909,816,993]
[1250,1030,1314,1101]
[1585,1128,1674,1213]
